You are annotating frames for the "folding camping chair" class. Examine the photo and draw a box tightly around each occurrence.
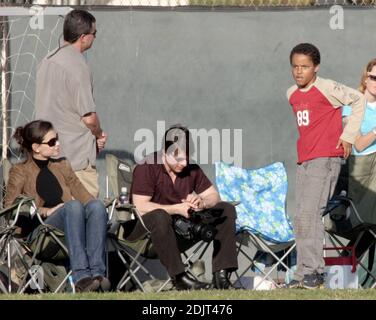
[0,159,36,293]
[17,206,73,294]
[215,161,296,290]
[324,193,376,288]
[322,154,376,288]
[105,154,163,292]
[0,199,73,294]
[1,160,73,294]
[0,200,72,294]
[0,195,36,293]
[105,154,210,292]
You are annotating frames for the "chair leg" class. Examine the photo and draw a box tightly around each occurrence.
[326,230,376,289]
[110,238,154,292]
[235,232,297,290]
[19,228,72,294]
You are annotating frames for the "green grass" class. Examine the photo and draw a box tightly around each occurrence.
[1,289,376,300]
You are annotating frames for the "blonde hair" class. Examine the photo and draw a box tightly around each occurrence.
[359,58,376,93]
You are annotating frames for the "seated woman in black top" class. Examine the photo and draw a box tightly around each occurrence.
[4,120,109,292]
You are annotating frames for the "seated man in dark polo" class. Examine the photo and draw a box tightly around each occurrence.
[128,125,238,290]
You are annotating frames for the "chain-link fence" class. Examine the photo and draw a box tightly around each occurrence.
[0,0,375,7]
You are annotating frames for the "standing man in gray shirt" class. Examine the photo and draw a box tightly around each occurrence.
[35,9,107,197]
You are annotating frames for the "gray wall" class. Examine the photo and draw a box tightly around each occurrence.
[8,8,376,218]
[89,7,376,217]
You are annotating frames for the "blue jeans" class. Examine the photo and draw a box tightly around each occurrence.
[44,199,108,283]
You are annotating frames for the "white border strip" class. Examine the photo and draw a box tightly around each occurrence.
[0,6,72,17]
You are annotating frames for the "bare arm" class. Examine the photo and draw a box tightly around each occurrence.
[132,194,193,218]
[82,112,103,139]
[343,114,376,153]
[354,130,376,152]
[340,93,365,145]
[184,186,221,210]
[198,186,221,208]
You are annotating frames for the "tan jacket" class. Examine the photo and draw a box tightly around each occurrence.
[4,157,93,212]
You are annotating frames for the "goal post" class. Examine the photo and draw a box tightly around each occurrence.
[1,16,9,163]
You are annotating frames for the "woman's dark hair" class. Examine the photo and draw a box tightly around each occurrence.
[289,43,321,66]
[163,125,190,158]
[13,120,53,154]
[63,9,96,43]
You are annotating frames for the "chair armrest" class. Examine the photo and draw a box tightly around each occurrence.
[0,195,36,227]
[324,195,365,225]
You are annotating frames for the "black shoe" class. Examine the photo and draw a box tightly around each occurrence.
[93,276,111,292]
[212,269,235,289]
[173,272,211,291]
[75,277,100,293]
[302,273,325,289]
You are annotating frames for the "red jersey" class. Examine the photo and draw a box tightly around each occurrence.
[287,77,365,164]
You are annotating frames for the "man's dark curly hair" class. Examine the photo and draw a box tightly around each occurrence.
[289,43,321,66]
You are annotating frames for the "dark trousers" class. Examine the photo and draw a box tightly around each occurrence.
[123,201,238,277]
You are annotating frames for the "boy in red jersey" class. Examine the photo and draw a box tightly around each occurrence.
[286,43,365,289]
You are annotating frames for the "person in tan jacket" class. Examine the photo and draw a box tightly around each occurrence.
[4,120,109,293]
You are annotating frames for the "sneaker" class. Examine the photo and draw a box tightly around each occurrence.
[284,279,303,289]
[302,273,325,289]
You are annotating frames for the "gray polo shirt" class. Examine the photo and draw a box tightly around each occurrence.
[35,45,97,171]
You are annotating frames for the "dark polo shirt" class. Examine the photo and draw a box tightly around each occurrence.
[131,152,212,205]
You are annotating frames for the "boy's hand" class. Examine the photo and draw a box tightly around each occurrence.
[336,139,352,159]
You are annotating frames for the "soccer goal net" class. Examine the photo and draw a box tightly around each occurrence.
[0,7,71,197]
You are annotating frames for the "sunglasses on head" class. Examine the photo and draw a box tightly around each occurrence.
[368,74,376,82]
[41,134,59,147]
